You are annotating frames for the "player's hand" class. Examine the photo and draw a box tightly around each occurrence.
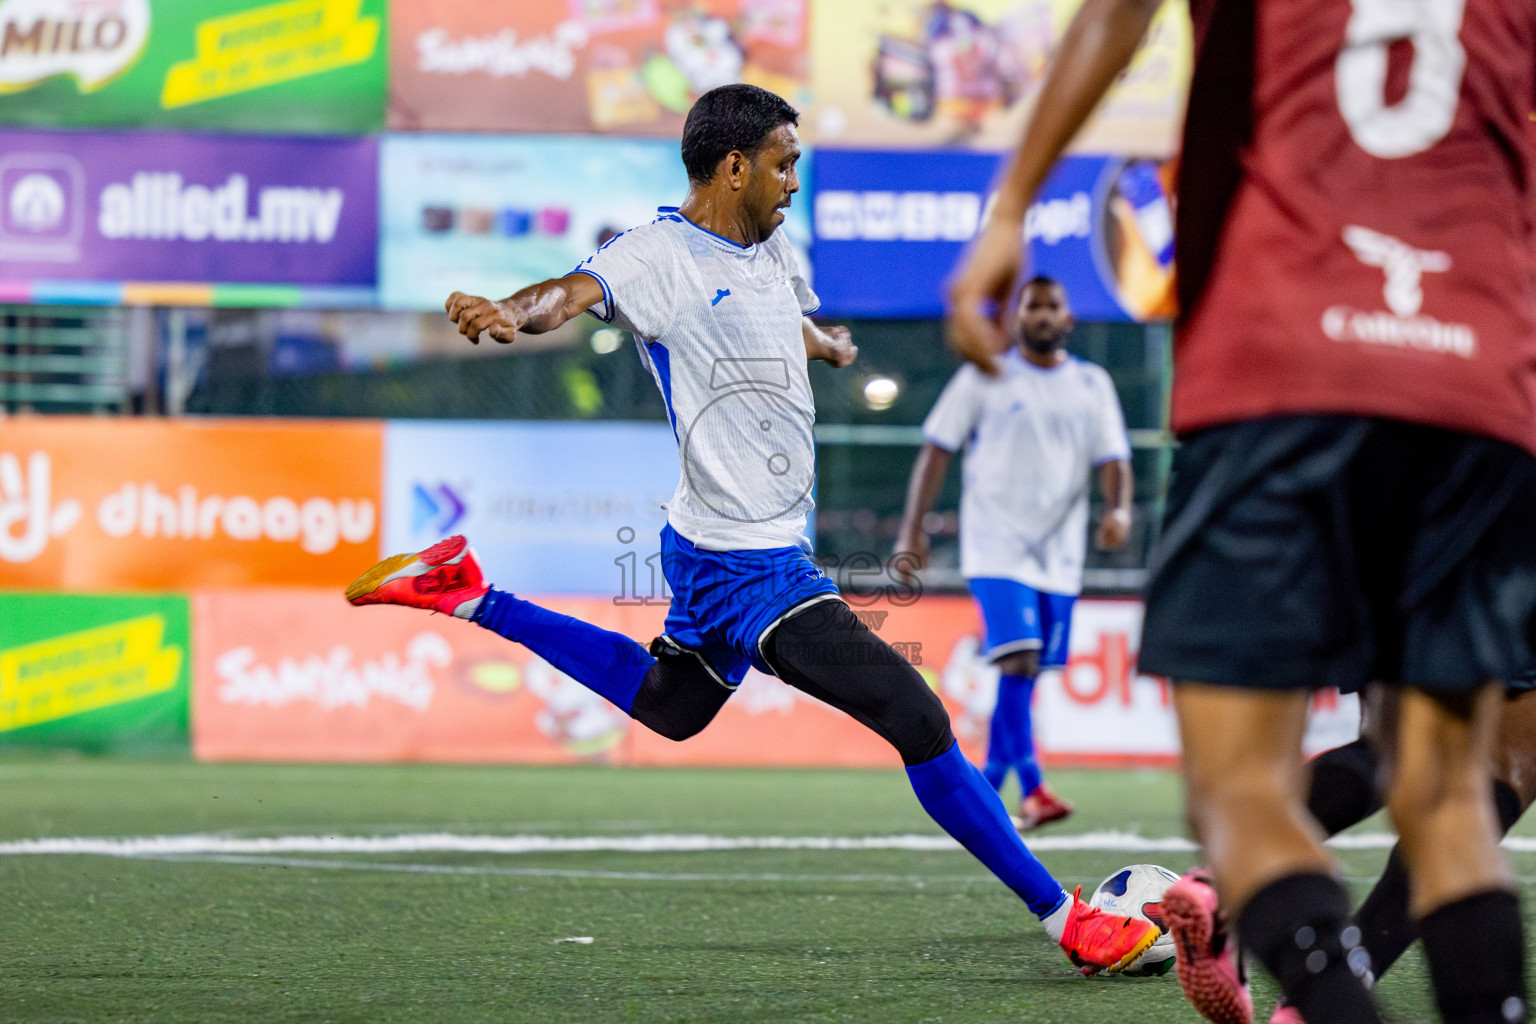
[946,216,1022,377]
[445,291,523,345]
[893,524,929,583]
[1096,508,1131,550]
[809,324,858,368]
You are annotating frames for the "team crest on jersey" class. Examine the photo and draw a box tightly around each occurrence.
[1320,225,1475,359]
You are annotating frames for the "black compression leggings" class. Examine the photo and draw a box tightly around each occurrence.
[628,599,955,766]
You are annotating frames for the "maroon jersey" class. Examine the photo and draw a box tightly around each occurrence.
[1173,0,1536,454]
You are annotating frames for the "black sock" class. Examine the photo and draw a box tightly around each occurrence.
[1495,780,1524,835]
[1419,890,1527,1024]
[1307,738,1383,836]
[1353,846,1413,984]
[1238,873,1381,1024]
[1351,780,1526,986]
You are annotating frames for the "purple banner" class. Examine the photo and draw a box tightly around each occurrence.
[0,130,377,286]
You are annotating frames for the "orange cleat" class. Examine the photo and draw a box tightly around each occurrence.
[344,535,488,619]
[1059,885,1161,974]
[1018,783,1074,831]
[1164,869,1253,1024]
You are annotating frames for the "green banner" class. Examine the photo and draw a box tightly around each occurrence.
[0,593,190,754]
[0,0,385,133]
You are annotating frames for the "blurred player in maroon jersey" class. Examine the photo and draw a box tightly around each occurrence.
[948,2,1536,1023]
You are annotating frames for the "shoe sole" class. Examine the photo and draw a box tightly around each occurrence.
[1163,883,1252,1024]
[1104,924,1161,974]
[344,551,422,604]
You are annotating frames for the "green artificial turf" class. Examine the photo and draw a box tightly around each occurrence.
[0,759,1529,1023]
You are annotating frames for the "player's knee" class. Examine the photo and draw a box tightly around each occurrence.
[881,673,955,766]
[629,658,731,742]
[994,650,1039,677]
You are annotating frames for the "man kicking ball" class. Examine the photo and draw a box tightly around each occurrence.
[344,83,1155,975]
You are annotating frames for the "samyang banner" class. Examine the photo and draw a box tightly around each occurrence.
[387,0,808,135]
[811,149,1176,321]
[0,0,386,133]
[0,129,378,289]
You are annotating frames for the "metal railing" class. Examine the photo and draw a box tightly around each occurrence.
[0,306,130,413]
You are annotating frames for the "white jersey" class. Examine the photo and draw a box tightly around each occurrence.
[573,208,820,551]
[923,350,1130,595]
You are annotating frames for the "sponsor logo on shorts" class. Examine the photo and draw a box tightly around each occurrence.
[1322,224,1476,359]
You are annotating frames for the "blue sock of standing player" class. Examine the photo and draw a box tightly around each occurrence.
[1004,674,1043,794]
[983,674,1042,794]
[907,742,1071,924]
[470,587,654,712]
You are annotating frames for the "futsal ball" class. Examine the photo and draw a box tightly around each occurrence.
[1088,863,1181,977]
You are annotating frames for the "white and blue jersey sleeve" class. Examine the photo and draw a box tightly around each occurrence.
[570,226,681,340]
[922,366,984,453]
[1088,366,1132,466]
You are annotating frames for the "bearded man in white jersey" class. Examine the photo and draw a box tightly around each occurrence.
[898,276,1133,831]
[344,83,1157,975]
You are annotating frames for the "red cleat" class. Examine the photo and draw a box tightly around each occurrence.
[344,535,488,618]
[1164,869,1253,1024]
[1269,1003,1305,1024]
[1018,783,1074,831]
[1059,885,1161,974]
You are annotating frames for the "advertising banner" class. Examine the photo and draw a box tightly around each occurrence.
[812,150,1175,320]
[0,592,189,752]
[388,0,807,136]
[0,129,378,288]
[383,421,677,596]
[378,133,812,311]
[190,591,1360,766]
[0,0,386,134]
[808,0,1190,154]
[0,418,382,590]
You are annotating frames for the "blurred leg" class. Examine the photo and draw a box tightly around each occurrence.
[1176,681,1380,1024]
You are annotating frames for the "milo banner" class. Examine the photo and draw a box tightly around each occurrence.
[0,593,190,753]
[0,0,385,133]
[808,0,1190,154]
[0,129,378,288]
[387,0,808,135]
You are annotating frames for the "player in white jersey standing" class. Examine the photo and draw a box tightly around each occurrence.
[344,84,1157,975]
[898,276,1133,830]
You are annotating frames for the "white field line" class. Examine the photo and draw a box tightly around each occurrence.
[0,831,1533,859]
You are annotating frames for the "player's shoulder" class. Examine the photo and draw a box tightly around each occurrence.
[1065,355,1115,389]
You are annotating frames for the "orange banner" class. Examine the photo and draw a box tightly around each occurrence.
[0,418,382,590]
[191,589,988,766]
[190,590,1365,767]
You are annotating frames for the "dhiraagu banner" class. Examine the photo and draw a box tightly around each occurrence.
[0,593,190,753]
[0,0,385,133]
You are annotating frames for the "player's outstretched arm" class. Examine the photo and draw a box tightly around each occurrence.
[947,0,1165,375]
[803,318,858,367]
[445,273,606,345]
[1095,457,1134,549]
[895,442,954,575]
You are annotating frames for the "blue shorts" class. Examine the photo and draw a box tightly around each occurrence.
[968,577,1076,668]
[659,524,841,686]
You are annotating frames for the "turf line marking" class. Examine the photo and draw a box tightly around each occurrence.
[138,853,993,885]
[1,832,1533,857]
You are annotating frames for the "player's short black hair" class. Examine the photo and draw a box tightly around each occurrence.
[681,84,800,186]
[1022,274,1062,292]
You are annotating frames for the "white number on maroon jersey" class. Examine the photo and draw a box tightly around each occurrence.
[1335,0,1468,159]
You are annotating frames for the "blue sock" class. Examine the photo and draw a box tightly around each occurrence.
[471,587,655,713]
[999,674,1043,794]
[983,674,1029,792]
[906,741,1068,917]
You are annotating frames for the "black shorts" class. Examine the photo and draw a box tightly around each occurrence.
[1139,415,1536,693]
